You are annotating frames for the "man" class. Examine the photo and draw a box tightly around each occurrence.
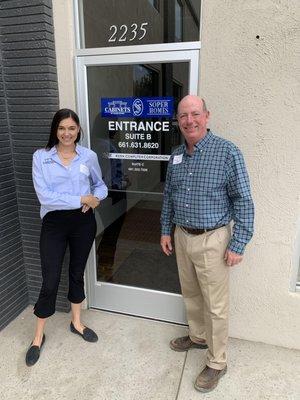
[160,95,254,393]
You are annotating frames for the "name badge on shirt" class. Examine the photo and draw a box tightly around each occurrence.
[173,154,183,165]
[80,164,90,176]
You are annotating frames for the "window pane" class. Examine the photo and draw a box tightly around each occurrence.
[78,0,201,48]
[86,62,189,291]
[175,0,183,42]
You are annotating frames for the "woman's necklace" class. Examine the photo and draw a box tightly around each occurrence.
[57,147,76,159]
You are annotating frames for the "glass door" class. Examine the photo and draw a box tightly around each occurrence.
[76,46,199,323]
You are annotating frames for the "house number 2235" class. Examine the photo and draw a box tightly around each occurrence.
[108,23,149,42]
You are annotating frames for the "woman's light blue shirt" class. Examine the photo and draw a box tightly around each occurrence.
[32,144,108,218]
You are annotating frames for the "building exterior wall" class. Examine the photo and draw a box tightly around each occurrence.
[0,0,69,330]
[52,0,76,109]
[200,0,300,349]
[0,46,27,329]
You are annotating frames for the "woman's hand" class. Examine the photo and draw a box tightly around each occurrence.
[81,204,90,213]
[80,194,100,211]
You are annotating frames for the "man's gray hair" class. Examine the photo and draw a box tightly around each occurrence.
[201,98,208,112]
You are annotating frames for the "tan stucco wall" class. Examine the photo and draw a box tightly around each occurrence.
[200,0,300,349]
[52,0,300,349]
[52,0,77,109]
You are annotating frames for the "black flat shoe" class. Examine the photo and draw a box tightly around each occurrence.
[25,334,46,366]
[70,322,98,342]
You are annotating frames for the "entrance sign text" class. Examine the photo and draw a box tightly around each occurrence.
[108,153,171,161]
[107,119,171,159]
[108,120,170,132]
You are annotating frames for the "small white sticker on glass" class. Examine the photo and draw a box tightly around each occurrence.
[173,154,183,164]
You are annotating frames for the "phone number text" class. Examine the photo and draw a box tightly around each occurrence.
[118,142,159,149]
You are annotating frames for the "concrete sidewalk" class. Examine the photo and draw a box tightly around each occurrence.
[0,306,299,400]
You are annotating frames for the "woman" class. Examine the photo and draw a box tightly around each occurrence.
[26,109,108,366]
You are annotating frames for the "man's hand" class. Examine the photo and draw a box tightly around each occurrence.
[224,249,243,267]
[161,235,173,256]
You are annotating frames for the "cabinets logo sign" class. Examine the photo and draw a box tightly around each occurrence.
[101,97,173,118]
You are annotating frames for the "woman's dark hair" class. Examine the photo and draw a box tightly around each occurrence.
[45,108,82,149]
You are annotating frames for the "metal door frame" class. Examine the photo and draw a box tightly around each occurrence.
[75,43,200,323]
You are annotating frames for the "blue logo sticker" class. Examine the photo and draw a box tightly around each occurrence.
[101,97,174,118]
[132,98,143,116]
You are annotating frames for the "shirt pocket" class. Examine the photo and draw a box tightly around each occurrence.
[79,172,90,188]
[78,164,91,191]
[170,166,185,190]
[79,163,90,177]
[196,167,226,192]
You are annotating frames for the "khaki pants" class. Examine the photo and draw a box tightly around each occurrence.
[174,225,231,370]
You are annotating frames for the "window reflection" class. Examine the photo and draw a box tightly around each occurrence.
[79,0,201,48]
[87,62,188,292]
[175,0,183,42]
[147,0,160,12]
[134,65,158,97]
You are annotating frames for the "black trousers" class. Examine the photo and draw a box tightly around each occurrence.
[34,208,97,318]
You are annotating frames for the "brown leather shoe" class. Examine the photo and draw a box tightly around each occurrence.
[194,365,227,392]
[169,335,208,352]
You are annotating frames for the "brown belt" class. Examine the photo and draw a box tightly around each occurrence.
[180,225,224,235]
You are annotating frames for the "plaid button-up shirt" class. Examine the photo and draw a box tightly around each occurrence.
[160,130,254,254]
